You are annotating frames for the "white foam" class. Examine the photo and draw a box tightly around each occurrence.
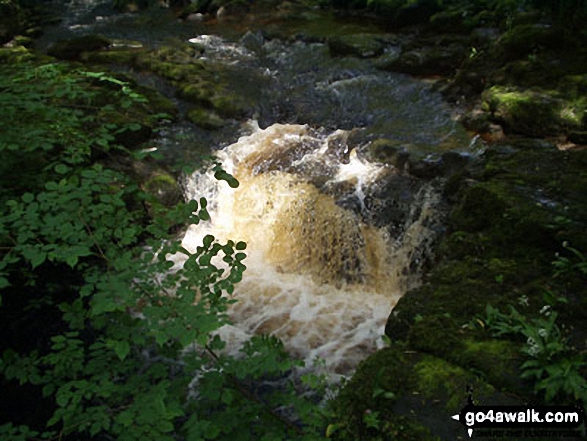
[173,123,436,374]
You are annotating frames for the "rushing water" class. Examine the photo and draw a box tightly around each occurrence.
[170,123,444,374]
[39,2,471,374]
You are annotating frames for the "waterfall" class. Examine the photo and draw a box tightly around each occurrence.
[171,122,443,375]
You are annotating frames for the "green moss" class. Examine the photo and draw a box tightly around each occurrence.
[482,85,570,136]
[328,34,385,58]
[178,82,213,104]
[82,48,141,65]
[187,108,226,130]
[331,347,439,441]
[47,35,111,61]
[498,24,566,61]
[210,94,247,118]
[136,86,177,119]
[97,108,153,149]
[0,45,34,63]
[143,173,182,208]
[414,354,494,412]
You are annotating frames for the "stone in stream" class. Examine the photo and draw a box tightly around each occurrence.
[47,35,111,61]
[328,34,386,59]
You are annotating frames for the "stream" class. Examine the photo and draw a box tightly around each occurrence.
[38,0,475,375]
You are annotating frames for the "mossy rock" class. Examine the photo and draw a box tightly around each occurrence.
[178,82,215,104]
[392,0,442,27]
[81,46,142,65]
[497,24,566,62]
[0,45,35,63]
[482,85,583,136]
[366,139,410,169]
[143,173,182,208]
[131,45,253,119]
[187,107,226,130]
[47,35,111,61]
[374,140,587,437]
[428,10,473,34]
[135,85,177,120]
[210,94,247,118]
[328,34,385,59]
[380,42,468,76]
[97,108,153,149]
[332,346,502,440]
[331,347,436,441]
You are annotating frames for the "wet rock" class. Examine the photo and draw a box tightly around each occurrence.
[374,144,587,441]
[328,34,385,59]
[372,45,401,69]
[481,123,505,143]
[81,41,144,65]
[393,0,443,27]
[408,154,442,179]
[187,107,225,130]
[470,27,500,46]
[482,85,580,137]
[366,139,410,170]
[440,151,470,175]
[498,23,566,62]
[186,12,205,22]
[331,346,506,441]
[143,172,182,208]
[121,158,182,209]
[408,151,469,179]
[428,10,472,34]
[366,172,423,232]
[378,39,468,76]
[239,30,265,53]
[47,35,111,60]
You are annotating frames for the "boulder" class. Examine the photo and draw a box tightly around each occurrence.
[379,41,468,76]
[187,107,226,130]
[408,151,470,179]
[47,35,111,61]
[482,85,581,137]
[328,34,385,59]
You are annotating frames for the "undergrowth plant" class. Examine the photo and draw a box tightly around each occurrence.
[479,285,587,407]
[0,59,329,440]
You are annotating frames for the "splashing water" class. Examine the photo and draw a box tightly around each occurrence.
[171,123,442,375]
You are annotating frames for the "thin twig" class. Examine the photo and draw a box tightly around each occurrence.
[78,211,109,266]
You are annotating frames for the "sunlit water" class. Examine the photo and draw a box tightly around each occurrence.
[171,123,444,374]
[37,3,470,374]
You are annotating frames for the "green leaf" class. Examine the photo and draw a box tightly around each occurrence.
[108,340,130,361]
[213,170,239,188]
[31,251,47,269]
[326,423,344,438]
[55,164,69,174]
[66,254,79,268]
[22,193,34,203]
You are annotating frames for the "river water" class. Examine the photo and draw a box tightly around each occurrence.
[39,1,473,374]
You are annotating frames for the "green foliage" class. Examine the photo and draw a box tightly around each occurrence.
[480,302,587,405]
[0,60,328,440]
[552,242,587,278]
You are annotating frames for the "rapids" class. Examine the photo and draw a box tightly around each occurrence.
[172,123,444,374]
[38,0,471,374]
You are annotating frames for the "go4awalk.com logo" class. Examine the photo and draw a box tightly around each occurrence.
[451,396,585,438]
